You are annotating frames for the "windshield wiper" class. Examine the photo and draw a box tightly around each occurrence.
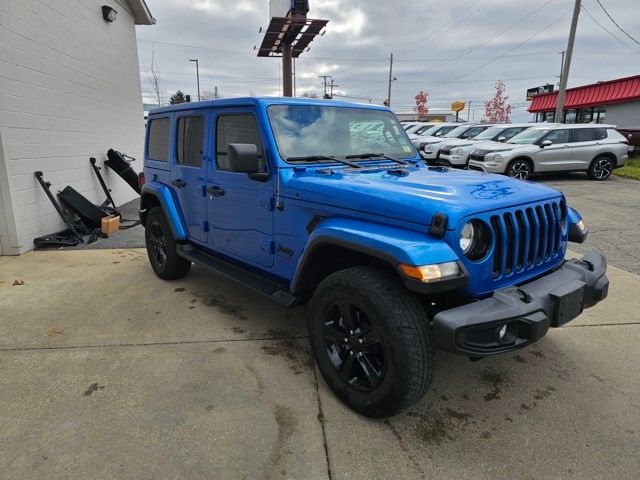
[344,153,408,165]
[286,154,361,168]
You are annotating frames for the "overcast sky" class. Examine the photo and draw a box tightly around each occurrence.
[136,0,640,122]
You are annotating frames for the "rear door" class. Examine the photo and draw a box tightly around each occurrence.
[171,111,209,244]
[569,128,597,171]
[534,129,572,172]
[207,110,274,268]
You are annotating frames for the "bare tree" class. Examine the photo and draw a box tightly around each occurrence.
[147,48,163,106]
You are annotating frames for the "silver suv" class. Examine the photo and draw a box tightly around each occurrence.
[416,124,491,162]
[467,124,630,181]
[439,123,532,168]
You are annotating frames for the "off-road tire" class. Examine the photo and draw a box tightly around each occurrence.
[587,155,614,181]
[144,206,191,280]
[307,266,434,418]
[506,158,532,180]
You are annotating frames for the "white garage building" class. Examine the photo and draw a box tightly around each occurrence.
[0,0,154,255]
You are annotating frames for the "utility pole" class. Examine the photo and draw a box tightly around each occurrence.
[555,0,581,123]
[467,101,472,123]
[557,50,565,87]
[293,58,296,97]
[387,53,395,107]
[214,85,218,99]
[329,78,338,99]
[319,75,331,99]
[189,59,200,101]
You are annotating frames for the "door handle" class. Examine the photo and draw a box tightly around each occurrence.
[206,186,225,197]
[171,179,186,188]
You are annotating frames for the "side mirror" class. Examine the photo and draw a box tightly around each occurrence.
[497,136,507,143]
[229,143,259,173]
[541,139,553,148]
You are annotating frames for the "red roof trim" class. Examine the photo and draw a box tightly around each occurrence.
[528,74,640,112]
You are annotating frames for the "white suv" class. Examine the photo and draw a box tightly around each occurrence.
[438,124,532,168]
[467,124,630,181]
[418,124,492,162]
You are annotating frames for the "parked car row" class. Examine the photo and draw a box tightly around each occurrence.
[402,120,631,181]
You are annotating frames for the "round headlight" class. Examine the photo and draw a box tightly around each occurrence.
[459,220,492,261]
[460,222,474,253]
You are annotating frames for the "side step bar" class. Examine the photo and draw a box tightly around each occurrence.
[176,244,302,308]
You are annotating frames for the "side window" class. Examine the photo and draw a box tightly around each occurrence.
[216,114,265,172]
[595,128,608,140]
[545,129,570,144]
[176,116,205,167]
[465,127,486,138]
[148,118,170,161]
[570,128,595,143]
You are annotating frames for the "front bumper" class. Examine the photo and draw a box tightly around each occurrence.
[433,251,609,357]
[467,160,503,173]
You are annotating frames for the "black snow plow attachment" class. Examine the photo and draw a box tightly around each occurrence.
[105,149,141,195]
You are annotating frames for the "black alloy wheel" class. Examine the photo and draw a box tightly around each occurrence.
[323,301,386,392]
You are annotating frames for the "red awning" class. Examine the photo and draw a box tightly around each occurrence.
[528,75,640,112]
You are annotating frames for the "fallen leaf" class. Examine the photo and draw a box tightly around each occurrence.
[48,327,63,337]
[13,280,25,286]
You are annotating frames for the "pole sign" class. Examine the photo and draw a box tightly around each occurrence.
[451,101,465,112]
[269,0,309,18]
[526,84,554,101]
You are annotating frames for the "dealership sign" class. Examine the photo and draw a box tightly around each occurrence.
[451,101,465,112]
[526,84,554,101]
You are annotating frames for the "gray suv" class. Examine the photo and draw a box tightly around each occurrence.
[468,124,630,180]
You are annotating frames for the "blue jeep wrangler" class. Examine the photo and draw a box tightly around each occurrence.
[140,98,609,417]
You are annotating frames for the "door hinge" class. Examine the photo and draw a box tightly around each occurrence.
[202,185,207,197]
[203,221,209,232]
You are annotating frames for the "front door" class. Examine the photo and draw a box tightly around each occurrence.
[534,129,572,172]
[207,110,274,268]
[171,111,209,244]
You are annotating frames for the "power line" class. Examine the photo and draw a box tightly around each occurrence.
[580,6,640,53]
[442,10,573,83]
[594,0,640,48]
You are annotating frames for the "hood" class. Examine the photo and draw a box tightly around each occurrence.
[283,164,562,228]
[471,141,525,153]
[441,138,478,149]
[411,135,443,147]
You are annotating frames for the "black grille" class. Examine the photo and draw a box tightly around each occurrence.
[489,200,564,279]
[469,165,483,171]
[440,148,452,156]
[469,149,490,161]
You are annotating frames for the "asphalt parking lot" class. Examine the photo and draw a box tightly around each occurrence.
[1,174,639,480]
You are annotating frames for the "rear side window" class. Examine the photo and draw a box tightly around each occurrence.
[607,129,628,141]
[465,126,487,138]
[176,116,205,167]
[216,115,265,172]
[148,118,170,161]
[570,128,595,143]
[594,128,608,140]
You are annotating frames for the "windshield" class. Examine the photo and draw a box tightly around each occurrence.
[443,126,469,138]
[508,128,549,144]
[472,126,504,141]
[267,105,416,162]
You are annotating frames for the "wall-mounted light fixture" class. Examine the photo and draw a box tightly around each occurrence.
[102,5,117,22]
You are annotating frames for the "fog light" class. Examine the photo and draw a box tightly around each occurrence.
[498,324,507,340]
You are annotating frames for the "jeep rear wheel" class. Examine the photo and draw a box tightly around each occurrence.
[506,159,531,180]
[588,156,614,181]
[145,206,191,280]
[307,267,434,418]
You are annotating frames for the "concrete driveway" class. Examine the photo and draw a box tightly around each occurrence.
[1,248,639,479]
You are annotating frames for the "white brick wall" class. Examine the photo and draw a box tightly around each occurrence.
[0,0,146,254]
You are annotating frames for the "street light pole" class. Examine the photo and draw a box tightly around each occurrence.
[189,59,200,101]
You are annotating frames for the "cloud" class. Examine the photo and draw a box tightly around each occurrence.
[138,0,640,121]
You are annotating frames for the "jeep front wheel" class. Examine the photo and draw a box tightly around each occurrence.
[145,206,191,280]
[307,267,434,418]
